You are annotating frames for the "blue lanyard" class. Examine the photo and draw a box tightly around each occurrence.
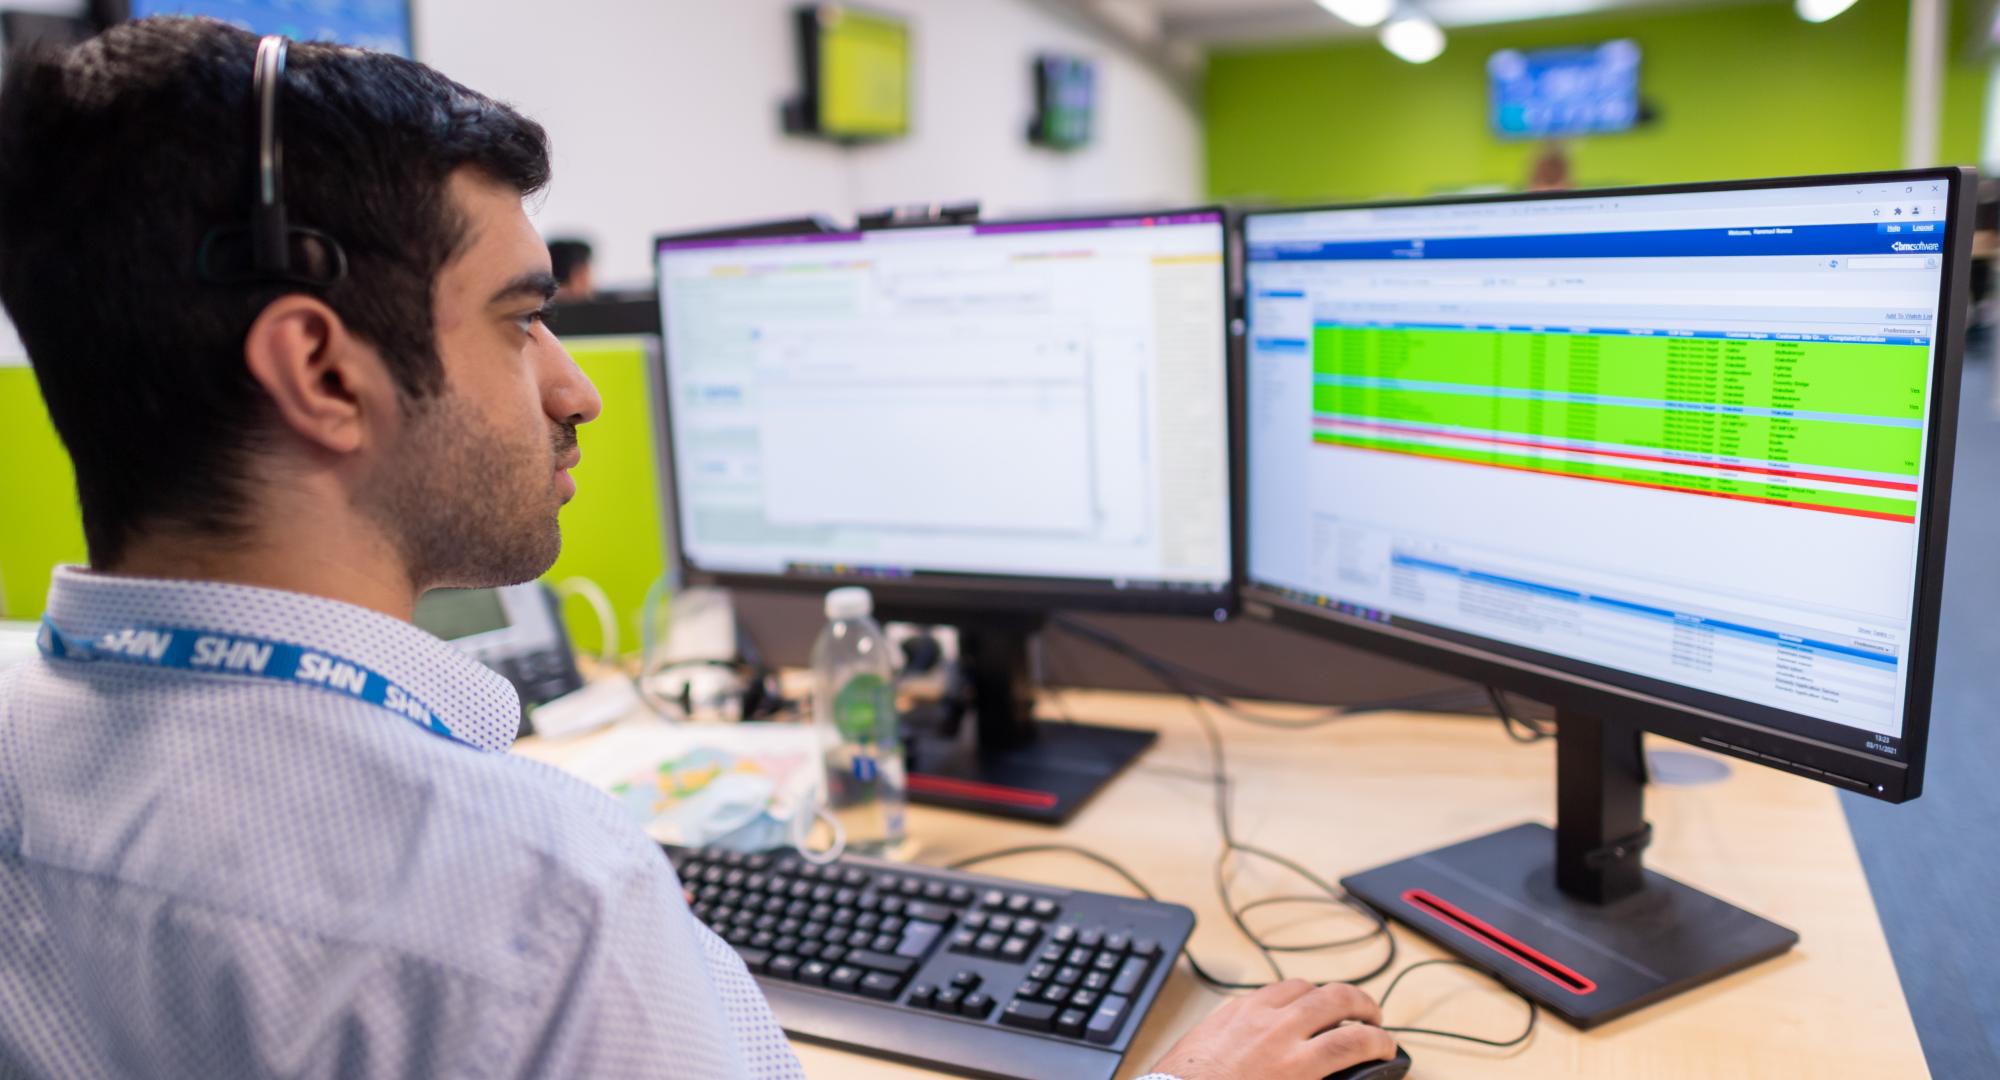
[36,616,473,749]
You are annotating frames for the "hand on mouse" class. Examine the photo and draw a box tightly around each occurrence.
[1148,978,1398,1080]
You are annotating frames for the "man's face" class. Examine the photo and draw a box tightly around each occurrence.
[363,169,602,591]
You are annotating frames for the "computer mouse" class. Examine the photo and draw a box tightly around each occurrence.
[1325,1045,1411,1080]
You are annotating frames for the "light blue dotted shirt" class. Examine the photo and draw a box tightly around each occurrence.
[0,568,803,1079]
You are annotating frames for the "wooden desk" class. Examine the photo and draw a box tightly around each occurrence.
[516,689,1928,1079]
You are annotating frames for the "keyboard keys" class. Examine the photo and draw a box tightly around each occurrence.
[935,987,965,1011]
[950,970,982,990]
[1014,918,1043,939]
[1039,943,1066,963]
[829,966,861,992]
[731,945,770,973]
[1078,928,1104,948]
[844,949,917,976]
[1066,946,1093,967]
[1006,893,1033,913]
[1105,932,1131,953]
[947,929,978,952]
[988,914,1014,935]
[1083,971,1111,992]
[860,971,905,1000]
[999,936,1031,962]
[766,954,800,979]
[903,900,956,924]
[974,932,1003,955]
[820,945,847,965]
[1056,1007,1089,1038]
[1092,952,1120,972]
[960,991,994,1018]
[1054,965,1081,986]
[1086,994,1131,1044]
[1132,937,1161,959]
[1052,924,1077,944]
[1112,956,1149,996]
[1030,962,1055,981]
[1070,989,1100,1011]
[897,920,941,958]
[1032,898,1059,919]
[947,884,974,905]
[908,984,936,1010]
[1000,998,1058,1032]
[1040,982,1070,1004]
[799,960,831,986]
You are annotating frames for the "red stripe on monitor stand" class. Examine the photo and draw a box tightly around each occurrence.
[1321,439,1918,523]
[1403,888,1599,995]
[907,773,1061,810]
[1317,417,1920,493]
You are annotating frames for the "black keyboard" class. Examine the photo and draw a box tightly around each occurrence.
[664,844,1196,1080]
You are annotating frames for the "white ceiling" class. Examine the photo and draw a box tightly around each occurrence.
[1141,0,1776,43]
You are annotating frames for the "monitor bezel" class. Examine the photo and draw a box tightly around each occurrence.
[1236,167,1972,803]
[652,206,1242,620]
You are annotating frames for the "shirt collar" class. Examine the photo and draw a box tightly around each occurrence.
[41,566,522,752]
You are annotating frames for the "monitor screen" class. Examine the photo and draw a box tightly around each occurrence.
[1488,40,1640,139]
[127,0,413,57]
[1244,176,1955,763]
[815,5,909,139]
[656,211,1232,603]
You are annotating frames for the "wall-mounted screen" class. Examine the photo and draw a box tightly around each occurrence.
[122,0,413,56]
[1488,40,1640,139]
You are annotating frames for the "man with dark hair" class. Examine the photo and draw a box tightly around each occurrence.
[0,17,1395,1080]
[0,18,803,1078]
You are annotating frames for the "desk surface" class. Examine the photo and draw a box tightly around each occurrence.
[515,688,1927,1080]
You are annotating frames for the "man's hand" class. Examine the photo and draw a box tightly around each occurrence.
[1149,979,1397,1080]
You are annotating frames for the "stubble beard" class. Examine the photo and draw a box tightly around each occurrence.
[364,391,565,592]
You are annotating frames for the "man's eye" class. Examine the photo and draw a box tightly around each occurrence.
[516,306,555,335]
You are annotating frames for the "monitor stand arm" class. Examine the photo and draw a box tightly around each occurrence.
[899,614,1156,824]
[1341,709,1799,1028]
[1556,712,1652,903]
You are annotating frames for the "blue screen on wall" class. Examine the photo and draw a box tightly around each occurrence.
[1488,40,1640,139]
[128,0,412,57]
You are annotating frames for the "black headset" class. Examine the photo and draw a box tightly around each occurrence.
[196,35,348,286]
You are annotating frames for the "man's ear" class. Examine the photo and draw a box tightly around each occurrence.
[242,294,394,456]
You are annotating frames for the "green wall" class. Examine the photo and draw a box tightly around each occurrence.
[0,345,668,657]
[0,366,88,620]
[1205,0,1989,204]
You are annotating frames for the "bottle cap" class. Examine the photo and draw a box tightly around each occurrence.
[825,586,873,621]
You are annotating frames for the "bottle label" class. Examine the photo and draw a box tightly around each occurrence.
[833,672,889,742]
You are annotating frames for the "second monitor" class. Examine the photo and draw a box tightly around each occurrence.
[654,209,1233,821]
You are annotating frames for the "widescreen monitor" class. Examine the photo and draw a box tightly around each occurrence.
[114,0,413,56]
[1241,168,1971,1026]
[655,209,1233,820]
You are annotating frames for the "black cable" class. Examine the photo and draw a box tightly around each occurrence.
[1489,686,1556,743]
[1048,616,1354,729]
[1376,958,1539,1050]
[948,623,1542,1051]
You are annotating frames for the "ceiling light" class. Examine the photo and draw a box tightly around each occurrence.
[1795,0,1859,21]
[1380,13,1446,63]
[1316,0,1395,29]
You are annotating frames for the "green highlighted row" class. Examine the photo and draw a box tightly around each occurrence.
[1311,325,1929,421]
[1312,385,1921,477]
[1312,432,1918,520]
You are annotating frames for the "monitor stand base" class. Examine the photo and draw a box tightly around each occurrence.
[1342,822,1798,1027]
[904,721,1156,824]
[1343,710,1797,1027]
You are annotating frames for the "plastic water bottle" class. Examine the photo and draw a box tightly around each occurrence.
[810,587,906,855]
